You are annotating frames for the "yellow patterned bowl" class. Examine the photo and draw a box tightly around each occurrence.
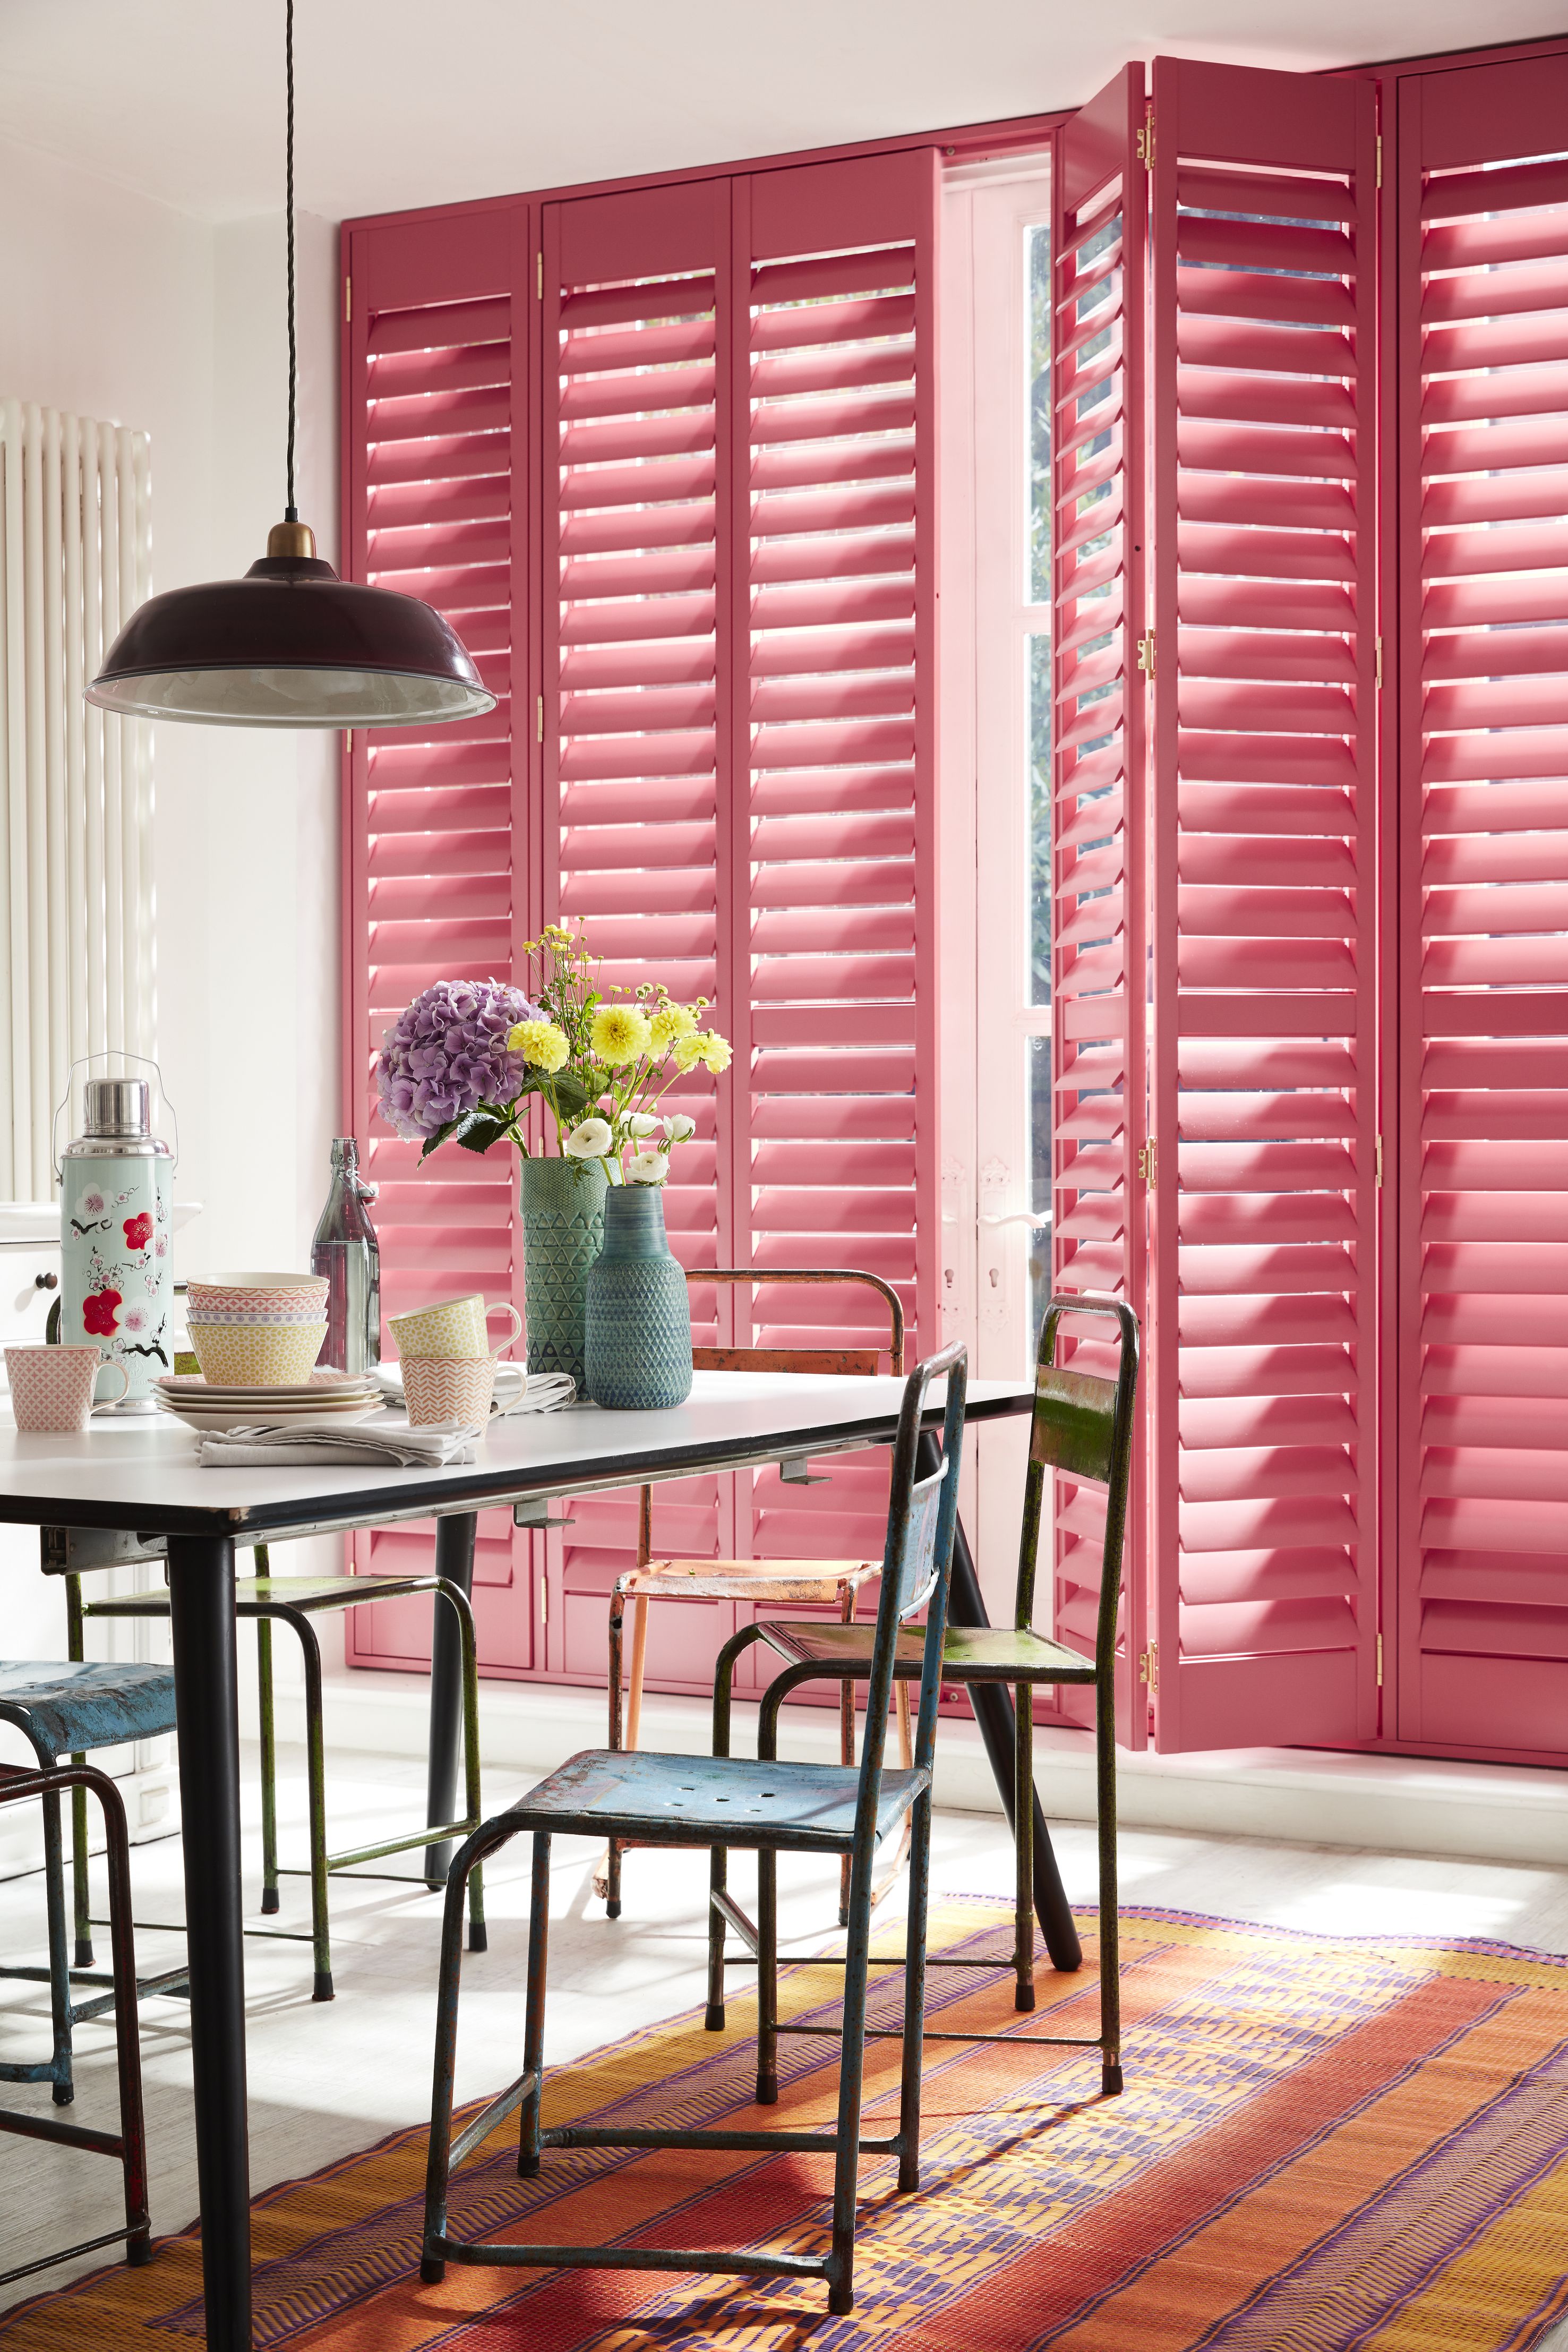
[188,1321,327,1388]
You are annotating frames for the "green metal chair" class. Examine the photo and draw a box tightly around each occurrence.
[708,1294,1137,2096]
[62,1544,485,2002]
[420,1341,968,2319]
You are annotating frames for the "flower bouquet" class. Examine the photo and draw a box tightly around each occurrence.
[374,926,729,1392]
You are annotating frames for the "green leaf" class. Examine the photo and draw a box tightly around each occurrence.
[417,1118,460,1162]
[452,1112,515,1156]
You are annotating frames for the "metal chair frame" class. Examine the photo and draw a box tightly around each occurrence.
[706,1295,1138,2098]
[0,1758,152,2288]
[601,1265,912,1925]
[421,1344,968,2319]
[0,1663,188,2106]
[66,1543,485,2002]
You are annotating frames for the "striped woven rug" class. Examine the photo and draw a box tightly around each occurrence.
[7,1900,1568,2351]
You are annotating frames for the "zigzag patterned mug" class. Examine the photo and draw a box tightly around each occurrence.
[388,1293,522,1362]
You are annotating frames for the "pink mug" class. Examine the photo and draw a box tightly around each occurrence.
[6,1345,130,1433]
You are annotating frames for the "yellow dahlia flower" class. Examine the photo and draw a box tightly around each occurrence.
[671,1034,706,1075]
[590,1003,651,1066]
[508,1018,570,1073]
[701,1032,732,1074]
[647,1000,698,1053]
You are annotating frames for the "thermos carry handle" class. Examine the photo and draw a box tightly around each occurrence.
[52,1051,179,1182]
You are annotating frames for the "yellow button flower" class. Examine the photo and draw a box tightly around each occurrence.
[701,1033,732,1074]
[590,1003,651,1066]
[647,1000,698,1053]
[508,1019,570,1073]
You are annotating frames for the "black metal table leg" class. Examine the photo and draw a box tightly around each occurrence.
[167,1533,252,2350]
[915,1429,1082,1974]
[425,1512,477,1885]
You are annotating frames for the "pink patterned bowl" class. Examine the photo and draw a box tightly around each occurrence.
[186,1272,329,1318]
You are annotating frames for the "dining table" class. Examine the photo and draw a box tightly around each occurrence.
[0,1368,1075,2349]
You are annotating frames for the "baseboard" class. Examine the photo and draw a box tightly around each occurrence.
[274,1665,1568,1868]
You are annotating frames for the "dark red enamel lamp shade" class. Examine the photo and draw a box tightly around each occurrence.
[85,521,495,729]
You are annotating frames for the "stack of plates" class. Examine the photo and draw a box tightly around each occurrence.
[153,1370,385,1434]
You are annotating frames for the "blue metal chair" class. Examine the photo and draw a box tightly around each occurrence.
[420,1341,968,2319]
[0,1660,187,2105]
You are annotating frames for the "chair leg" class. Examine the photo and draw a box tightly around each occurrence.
[419,1831,477,2287]
[1096,1675,1121,2096]
[756,1845,778,2105]
[519,1832,551,2177]
[897,1786,933,2193]
[65,1575,95,1969]
[1014,1681,1036,2014]
[827,1836,875,2316]
[70,1765,93,1968]
[837,1584,855,1928]
[441,1577,488,1955]
[40,1786,74,2105]
[705,1623,757,2034]
[596,1587,628,1917]
[95,1770,152,2266]
[256,1613,280,1916]
[289,1611,334,2003]
[604,1594,648,1920]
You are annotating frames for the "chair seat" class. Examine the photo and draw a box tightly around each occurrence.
[623,1558,880,1603]
[0,1662,178,1759]
[502,1747,928,1851]
[757,1619,1098,1686]
[87,1573,447,1620]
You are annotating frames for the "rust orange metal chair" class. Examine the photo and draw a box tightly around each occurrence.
[597,1267,913,1924]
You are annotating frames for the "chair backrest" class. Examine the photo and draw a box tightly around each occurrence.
[852,1341,967,1846]
[684,1267,905,1376]
[1017,1296,1139,1673]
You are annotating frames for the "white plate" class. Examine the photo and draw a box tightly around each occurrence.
[155,1397,387,1433]
[158,1373,376,1401]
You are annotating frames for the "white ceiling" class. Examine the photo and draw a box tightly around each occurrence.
[0,0,1540,223]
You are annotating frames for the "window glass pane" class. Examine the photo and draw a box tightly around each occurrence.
[1029,630,1051,1007]
[1028,223,1051,603]
[1029,1033,1052,1340]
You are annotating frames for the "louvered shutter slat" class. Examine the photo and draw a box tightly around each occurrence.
[1397,53,1568,1760]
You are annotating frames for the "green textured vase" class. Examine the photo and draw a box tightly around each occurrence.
[583,1186,693,1411]
[519,1154,608,1390]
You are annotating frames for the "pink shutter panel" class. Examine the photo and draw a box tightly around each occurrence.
[1395,55,1568,1760]
[1049,67,1151,1749]
[342,208,535,1675]
[541,183,736,1690]
[1147,60,1381,1750]
[731,152,938,1582]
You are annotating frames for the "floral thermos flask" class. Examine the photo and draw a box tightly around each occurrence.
[58,1074,174,1410]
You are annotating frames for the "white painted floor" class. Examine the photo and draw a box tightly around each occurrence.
[3,1741,1568,2341]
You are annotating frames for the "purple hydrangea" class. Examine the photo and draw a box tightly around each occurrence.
[375,978,538,1144]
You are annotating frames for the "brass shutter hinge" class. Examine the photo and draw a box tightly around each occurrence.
[1139,1641,1159,1690]
[541,1576,548,1625]
[1375,1133,1383,1188]
[1376,1632,1383,1687]
[537,695,545,745]
[1136,108,1154,169]
[537,251,544,298]
[1376,132,1383,189]
[1136,629,1156,679]
[344,275,351,324]
[1375,636,1383,690]
[1137,1137,1157,1187]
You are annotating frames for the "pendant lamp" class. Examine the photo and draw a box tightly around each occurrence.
[87,3,494,730]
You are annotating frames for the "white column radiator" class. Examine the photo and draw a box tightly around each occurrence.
[0,400,154,1201]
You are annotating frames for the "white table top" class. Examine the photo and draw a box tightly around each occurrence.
[0,1371,1033,1542]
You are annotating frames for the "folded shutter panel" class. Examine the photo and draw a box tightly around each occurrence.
[732,153,938,1578]
[542,184,735,1687]
[1395,55,1568,1758]
[1148,61,1381,1749]
[343,209,534,1674]
[1049,68,1150,1746]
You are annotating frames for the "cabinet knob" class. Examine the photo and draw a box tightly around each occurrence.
[35,1272,58,1292]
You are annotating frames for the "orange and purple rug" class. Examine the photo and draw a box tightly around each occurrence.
[7,1900,1568,2350]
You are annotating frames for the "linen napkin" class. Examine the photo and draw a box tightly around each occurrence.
[195,1418,480,1469]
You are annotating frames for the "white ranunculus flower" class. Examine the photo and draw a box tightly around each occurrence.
[623,1111,660,1138]
[563,1116,613,1159]
[627,1149,668,1185]
[662,1113,697,1143]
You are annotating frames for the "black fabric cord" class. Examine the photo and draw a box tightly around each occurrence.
[284,0,298,523]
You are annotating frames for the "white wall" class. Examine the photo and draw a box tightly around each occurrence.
[0,131,341,1277]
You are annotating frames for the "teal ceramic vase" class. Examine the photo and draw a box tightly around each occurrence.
[583,1186,693,1410]
[519,1154,608,1390]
